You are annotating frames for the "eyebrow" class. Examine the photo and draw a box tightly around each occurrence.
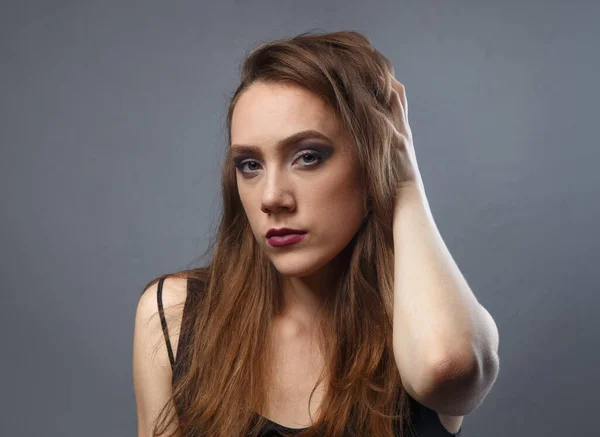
[230,129,334,155]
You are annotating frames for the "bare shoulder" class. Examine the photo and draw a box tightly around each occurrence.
[133,276,188,436]
[136,276,189,362]
[437,413,463,434]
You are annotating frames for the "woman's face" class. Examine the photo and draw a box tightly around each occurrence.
[230,81,367,278]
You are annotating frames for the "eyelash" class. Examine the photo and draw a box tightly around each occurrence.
[234,150,326,176]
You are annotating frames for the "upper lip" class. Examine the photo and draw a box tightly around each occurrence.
[266,228,307,238]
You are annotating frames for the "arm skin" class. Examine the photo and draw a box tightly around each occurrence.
[392,182,500,417]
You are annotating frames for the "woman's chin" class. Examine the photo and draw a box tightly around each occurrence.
[272,262,320,278]
[269,253,328,279]
[266,244,349,280]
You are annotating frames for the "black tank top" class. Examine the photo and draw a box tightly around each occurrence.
[157,277,462,437]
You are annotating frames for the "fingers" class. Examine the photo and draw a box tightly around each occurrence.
[387,73,413,140]
[389,87,405,131]
[389,73,408,117]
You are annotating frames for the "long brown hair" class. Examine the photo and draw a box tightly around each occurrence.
[143,30,415,437]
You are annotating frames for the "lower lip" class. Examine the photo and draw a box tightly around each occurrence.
[267,233,307,247]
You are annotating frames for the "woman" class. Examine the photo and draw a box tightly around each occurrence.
[133,30,499,437]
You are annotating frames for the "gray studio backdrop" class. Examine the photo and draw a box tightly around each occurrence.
[1,1,598,436]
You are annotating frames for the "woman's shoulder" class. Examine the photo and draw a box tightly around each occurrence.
[137,274,190,361]
[139,274,189,319]
[133,275,190,432]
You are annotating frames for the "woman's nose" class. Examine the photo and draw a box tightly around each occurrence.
[260,172,296,214]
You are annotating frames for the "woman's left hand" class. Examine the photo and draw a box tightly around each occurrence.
[387,73,424,198]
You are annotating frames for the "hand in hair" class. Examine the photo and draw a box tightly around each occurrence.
[386,72,423,194]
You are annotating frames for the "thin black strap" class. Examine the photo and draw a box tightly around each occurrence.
[157,277,176,370]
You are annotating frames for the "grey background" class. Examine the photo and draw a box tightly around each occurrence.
[1,0,598,435]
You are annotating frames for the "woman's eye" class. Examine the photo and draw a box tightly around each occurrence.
[295,150,323,166]
[234,149,325,176]
[239,161,260,171]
